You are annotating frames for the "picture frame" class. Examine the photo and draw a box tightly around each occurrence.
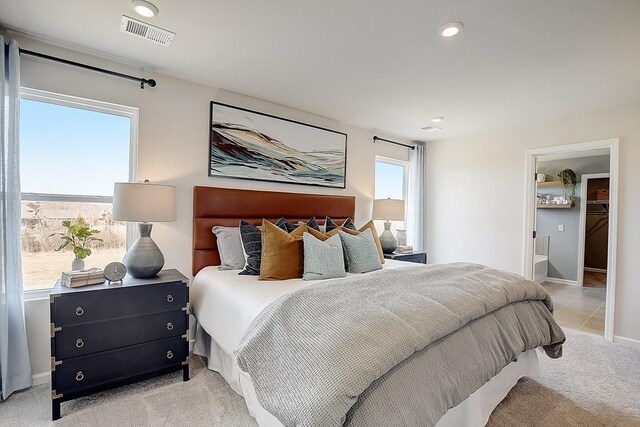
[209,101,348,189]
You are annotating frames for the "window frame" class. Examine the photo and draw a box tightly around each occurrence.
[374,155,410,223]
[20,88,139,299]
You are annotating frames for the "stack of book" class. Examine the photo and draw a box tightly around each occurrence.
[395,245,414,254]
[61,269,105,288]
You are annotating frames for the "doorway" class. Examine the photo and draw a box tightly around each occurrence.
[523,139,619,341]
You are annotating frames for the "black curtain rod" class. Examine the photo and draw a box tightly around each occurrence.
[17,48,156,89]
[373,136,415,150]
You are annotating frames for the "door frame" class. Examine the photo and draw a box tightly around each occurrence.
[576,173,610,287]
[523,138,619,341]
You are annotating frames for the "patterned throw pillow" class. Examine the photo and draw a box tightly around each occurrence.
[341,220,385,264]
[238,221,262,275]
[276,217,320,233]
[339,228,383,274]
[325,217,356,232]
[302,232,346,280]
[212,226,245,270]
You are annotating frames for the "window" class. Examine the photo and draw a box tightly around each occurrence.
[374,157,409,235]
[19,89,137,291]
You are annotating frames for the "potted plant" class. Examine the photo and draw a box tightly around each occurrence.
[52,218,102,271]
[557,168,577,203]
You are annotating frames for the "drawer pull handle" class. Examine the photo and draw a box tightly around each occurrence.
[166,322,174,331]
[76,371,84,381]
[166,351,174,359]
[75,339,84,348]
[75,307,84,316]
[166,294,174,303]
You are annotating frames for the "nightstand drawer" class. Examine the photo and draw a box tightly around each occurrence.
[54,336,188,394]
[55,310,187,359]
[54,282,187,326]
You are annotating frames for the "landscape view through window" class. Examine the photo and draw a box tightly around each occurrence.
[374,158,408,235]
[20,96,131,290]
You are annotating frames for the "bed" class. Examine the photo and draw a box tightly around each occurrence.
[190,186,565,427]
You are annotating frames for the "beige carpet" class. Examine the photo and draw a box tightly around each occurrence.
[1,329,638,427]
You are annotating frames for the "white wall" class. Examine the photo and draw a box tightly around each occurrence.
[15,34,411,378]
[426,103,640,343]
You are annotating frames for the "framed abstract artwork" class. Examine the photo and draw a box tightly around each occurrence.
[209,101,347,188]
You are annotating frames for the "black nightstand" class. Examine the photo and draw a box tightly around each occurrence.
[383,252,427,264]
[49,269,190,420]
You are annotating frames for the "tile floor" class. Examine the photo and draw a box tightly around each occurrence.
[541,281,606,335]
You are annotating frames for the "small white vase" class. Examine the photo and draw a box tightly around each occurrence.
[72,257,85,271]
[396,229,408,246]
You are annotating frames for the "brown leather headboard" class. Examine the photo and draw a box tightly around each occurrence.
[192,186,356,276]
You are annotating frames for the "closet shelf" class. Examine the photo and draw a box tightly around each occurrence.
[587,200,609,205]
[537,203,574,209]
[536,180,563,187]
[536,180,581,187]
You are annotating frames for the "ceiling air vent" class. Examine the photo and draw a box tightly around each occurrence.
[421,125,444,133]
[120,16,175,46]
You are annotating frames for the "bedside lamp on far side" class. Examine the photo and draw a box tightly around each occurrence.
[113,181,176,278]
[372,198,405,254]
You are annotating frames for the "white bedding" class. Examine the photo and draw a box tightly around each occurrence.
[191,259,412,355]
[190,260,540,427]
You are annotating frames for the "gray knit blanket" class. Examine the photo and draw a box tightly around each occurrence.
[235,263,565,427]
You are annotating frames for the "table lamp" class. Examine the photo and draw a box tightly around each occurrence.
[113,181,176,278]
[372,198,405,254]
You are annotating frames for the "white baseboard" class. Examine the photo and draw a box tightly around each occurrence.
[545,277,578,286]
[534,275,548,284]
[32,371,50,386]
[613,335,640,350]
[584,267,607,274]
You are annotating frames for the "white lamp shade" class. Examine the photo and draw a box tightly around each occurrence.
[372,198,405,221]
[113,182,176,222]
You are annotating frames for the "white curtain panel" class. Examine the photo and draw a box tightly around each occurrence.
[407,143,425,251]
[0,36,32,400]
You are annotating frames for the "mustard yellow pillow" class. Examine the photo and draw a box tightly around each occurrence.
[259,220,307,280]
[306,227,341,241]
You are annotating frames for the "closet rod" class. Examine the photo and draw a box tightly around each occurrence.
[373,136,415,150]
[17,48,157,89]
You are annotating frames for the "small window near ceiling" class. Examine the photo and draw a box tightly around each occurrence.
[19,92,135,291]
[374,157,408,235]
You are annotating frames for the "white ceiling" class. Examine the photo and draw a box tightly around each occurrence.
[1,0,639,141]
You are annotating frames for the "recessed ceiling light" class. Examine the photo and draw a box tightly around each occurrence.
[440,21,463,38]
[431,116,444,123]
[131,0,159,18]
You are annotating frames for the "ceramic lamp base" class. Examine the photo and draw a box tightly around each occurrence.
[123,223,165,278]
[379,221,398,254]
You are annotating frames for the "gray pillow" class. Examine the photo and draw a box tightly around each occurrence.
[303,233,346,281]
[339,228,383,274]
[212,226,245,270]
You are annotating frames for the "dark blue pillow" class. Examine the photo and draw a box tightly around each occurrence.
[276,217,320,233]
[238,219,292,275]
[238,221,262,275]
[325,217,356,232]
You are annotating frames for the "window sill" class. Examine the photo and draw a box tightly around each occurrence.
[24,288,52,302]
